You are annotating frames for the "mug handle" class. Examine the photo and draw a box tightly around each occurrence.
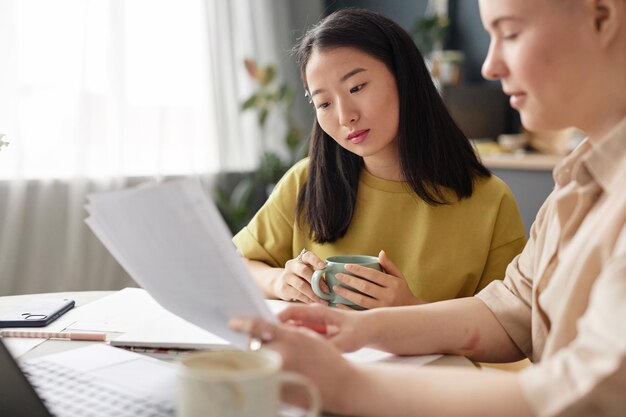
[311,267,332,300]
[278,371,321,417]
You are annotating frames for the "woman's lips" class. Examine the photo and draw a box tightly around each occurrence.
[347,129,369,144]
[509,93,527,109]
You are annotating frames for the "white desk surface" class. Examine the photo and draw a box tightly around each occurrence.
[0,290,476,369]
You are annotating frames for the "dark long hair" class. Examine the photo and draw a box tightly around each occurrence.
[295,8,490,243]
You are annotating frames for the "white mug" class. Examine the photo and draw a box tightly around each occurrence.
[178,349,320,417]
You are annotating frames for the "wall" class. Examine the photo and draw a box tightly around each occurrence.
[320,0,521,133]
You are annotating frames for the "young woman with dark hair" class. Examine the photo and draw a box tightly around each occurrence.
[233,8,525,308]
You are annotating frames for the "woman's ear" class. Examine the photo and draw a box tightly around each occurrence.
[588,0,625,47]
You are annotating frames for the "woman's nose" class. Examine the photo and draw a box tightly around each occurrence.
[481,42,507,81]
[337,101,359,126]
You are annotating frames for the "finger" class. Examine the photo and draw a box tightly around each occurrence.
[229,317,277,342]
[343,263,389,287]
[289,291,316,304]
[293,261,315,283]
[300,251,326,272]
[332,285,378,310]
[378,249,404,278]
[335,273,384,300]
[335,304,354,311]
[286,276,328,304]
[278,303,337,325]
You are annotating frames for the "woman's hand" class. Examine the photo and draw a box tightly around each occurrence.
[272,250,329,304]
[278,303,370,353]
[229,314,358,414]
[334,250,423,309]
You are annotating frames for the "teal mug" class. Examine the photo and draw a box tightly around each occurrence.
[311,255,382,310]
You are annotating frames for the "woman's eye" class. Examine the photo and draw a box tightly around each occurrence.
[316,102,330,110]
[503,33,519,40]
[350,83,366,94]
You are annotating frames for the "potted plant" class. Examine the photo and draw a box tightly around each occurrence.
[412,14,449,56]
[240,58,306,186]
[213,60,306,233]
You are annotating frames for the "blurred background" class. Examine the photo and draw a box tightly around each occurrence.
[0,0,578,295]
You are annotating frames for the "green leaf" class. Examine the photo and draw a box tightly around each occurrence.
[277,84,290,101]
[241,94,258,111]
[260,65,276,86]
[258,108,268,126]
[285,126,303,152]
[259,151,288,184]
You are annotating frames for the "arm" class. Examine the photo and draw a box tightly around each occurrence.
[275,297,525,363]
[363,297,525,362]
[230,315,533,417]
[244,258,283,298]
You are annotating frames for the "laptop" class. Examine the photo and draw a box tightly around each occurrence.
[0,338,177,417]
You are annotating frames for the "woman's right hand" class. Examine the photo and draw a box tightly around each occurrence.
[272,250,330,304]
[278,303,370,353]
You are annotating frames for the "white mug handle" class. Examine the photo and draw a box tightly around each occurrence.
[277,371,321,417]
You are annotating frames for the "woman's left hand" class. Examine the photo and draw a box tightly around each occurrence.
[334,250,423,308]
[229,316,357,414]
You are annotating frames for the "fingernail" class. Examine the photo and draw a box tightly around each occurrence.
[261,330,274,341]
[326,324,339,336]
[317,262,325,268]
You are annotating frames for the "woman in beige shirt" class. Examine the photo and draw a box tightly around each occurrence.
[231,0,626,416]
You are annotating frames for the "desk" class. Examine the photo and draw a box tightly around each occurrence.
[1,291,477,417]
[1,291,475,369]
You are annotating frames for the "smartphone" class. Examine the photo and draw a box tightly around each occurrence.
[0,298,75,328]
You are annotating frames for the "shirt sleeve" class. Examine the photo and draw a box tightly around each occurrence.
[476,186,526,292]
[476,193,552,358]
[518,232,626,417]
[232,160,307,268]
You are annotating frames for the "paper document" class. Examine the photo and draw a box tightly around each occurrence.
[85,179,274,349]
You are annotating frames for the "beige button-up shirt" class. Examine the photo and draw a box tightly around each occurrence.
[477,117,626,417]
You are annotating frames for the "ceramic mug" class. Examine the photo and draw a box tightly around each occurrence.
[311,255,382,310]
[178,349,320,417]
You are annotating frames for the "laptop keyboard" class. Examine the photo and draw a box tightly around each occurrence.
[21,359,175,417]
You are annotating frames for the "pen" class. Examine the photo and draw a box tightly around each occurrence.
[0,330,107,342]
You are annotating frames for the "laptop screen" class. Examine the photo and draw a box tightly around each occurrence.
[0,338,52,417]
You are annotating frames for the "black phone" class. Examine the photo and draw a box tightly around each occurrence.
[0,298,75,328]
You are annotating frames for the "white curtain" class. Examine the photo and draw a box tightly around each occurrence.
[0,0,299,295]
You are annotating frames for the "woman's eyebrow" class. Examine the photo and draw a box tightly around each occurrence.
[489,15,523,30]
[340,67,366,82]
[310,67,367,97]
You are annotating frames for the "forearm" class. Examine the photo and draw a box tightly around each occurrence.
[243,259,282,299]
[363,297,525,362]
[336,363,533,417]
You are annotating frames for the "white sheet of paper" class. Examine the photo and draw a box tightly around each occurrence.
[85,179,274,349]
[66,288,165,333]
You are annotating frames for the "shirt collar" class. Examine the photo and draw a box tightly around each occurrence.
[583,116,626,192]
[553,116,626,192]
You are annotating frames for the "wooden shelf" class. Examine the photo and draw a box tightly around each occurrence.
[479,152,564,171]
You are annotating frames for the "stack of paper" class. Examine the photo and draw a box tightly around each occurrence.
[85,179,275,349]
